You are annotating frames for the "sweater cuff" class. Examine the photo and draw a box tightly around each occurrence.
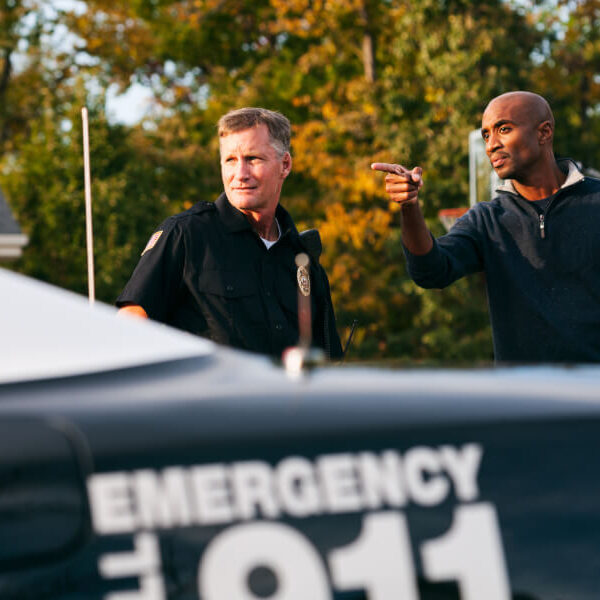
[402,235,442,272]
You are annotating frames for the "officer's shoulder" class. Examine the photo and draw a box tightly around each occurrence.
[171,201,217,224]
[299,228,322,261]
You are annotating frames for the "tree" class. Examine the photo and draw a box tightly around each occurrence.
[531,0,600,169]
[0,83,172,300]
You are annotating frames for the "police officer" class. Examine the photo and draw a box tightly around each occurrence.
[117,107,342,359]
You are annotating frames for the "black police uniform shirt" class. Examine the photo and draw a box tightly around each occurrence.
[116,193,343,358]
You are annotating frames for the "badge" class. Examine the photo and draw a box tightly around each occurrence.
[297,265,311,297]
[141,230,163,255]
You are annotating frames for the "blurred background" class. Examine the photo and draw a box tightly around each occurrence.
[1,0,598,362]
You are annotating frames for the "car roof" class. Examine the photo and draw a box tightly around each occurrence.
[0,267,211,384]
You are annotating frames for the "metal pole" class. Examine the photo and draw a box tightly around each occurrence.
[81,107,95,304]
[295,253,312,349]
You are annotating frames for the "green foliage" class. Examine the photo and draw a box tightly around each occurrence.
[0,0,595,363]
[0,85,172,301]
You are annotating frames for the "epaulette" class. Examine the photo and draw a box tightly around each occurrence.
[188,201,217,214]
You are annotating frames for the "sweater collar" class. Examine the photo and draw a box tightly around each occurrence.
[495,159,584,195]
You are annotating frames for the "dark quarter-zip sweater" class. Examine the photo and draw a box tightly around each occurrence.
[404,160,600,363]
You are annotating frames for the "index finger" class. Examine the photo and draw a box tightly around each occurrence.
[370,162,408,176]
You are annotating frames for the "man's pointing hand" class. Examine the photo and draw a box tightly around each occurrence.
[371,163,423,206]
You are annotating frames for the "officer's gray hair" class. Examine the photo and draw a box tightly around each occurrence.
[218,107,291,157]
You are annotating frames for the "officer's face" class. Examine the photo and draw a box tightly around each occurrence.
[220,124,292,216]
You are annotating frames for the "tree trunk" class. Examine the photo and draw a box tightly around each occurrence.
[360,3,376,83]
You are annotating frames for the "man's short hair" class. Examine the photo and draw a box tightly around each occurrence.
[218,107,291,156]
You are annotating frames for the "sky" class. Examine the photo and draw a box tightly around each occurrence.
[106,84,154,126]
[47,0,151,125]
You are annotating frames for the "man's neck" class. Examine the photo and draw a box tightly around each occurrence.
[243,209,279,241]
[512,161,567,201]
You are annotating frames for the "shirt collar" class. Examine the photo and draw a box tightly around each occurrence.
[495,159,585,195]
[215,193,299,238]
[274,203,298,238]
[215,193,253,232]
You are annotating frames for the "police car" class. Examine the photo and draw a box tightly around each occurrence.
[1,267,599,599]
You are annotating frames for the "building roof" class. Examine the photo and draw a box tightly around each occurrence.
[0,187,28,259]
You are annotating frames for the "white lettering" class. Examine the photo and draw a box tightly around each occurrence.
[404,447,449,506]
[276,457,323,517]
[318,453,363,513]
[439,444,483,502]
[199,522,331,600]
[356,451,407,509]
[99,532,165,600]
[190,464,234,524]
[88,472,136,534]
[330,512,418,600]
[133,468,192,529]
[87,443,485,534]
[421,503,510,600]
[231,461,279,519]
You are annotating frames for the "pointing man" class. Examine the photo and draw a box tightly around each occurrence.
[373,91,600,363]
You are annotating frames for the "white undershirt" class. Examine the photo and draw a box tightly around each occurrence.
[260,218,281,249]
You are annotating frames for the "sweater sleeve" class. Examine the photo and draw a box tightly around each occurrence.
[403,210,484,289]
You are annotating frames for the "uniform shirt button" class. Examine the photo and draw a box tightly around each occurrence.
[266,291,272,297]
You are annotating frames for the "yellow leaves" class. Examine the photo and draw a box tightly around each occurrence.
[168,0,229,27]
[424,86,444,105]
[322,101,339,120]
[354,165,381,197]
[271,0,312,14]
[69,8,155,86]
[296,38,338,73]
[291,110,381,205]
[319,202,392,251]
[424,86,452,122]
[269,0,320,38]
[291,94,311,107]
[270,0,306,11]
[361,102,377,115]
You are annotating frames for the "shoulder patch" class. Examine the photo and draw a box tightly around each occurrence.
[141,230,163,255]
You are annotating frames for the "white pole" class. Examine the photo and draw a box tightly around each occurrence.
[81,107,95,304]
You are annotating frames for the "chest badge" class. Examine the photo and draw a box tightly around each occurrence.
[297,264,311,297]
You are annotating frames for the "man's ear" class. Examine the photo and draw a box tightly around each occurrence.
[281,152,292,178]
[538,120,553,145]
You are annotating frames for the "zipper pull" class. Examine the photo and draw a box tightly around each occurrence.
[539,214,546,239]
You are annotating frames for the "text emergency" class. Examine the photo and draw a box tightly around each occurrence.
[88,444,483,534]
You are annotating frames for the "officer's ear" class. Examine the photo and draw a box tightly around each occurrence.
[281,152,292,179]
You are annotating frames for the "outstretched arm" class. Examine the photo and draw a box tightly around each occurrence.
[371,162,433,256]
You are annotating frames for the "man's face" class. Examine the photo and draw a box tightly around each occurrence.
[220,124,291,216]
[481,96,544,181]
